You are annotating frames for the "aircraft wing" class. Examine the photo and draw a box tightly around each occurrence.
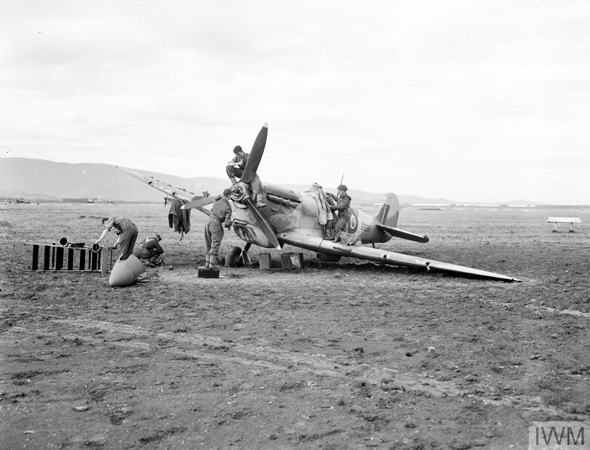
[376,224,429,243]
[278,231,520,282]
[117,167,196,201]
[182,196,216,210]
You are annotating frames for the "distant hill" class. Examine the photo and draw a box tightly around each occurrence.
[0,157,538,206]
[0,158,230,203]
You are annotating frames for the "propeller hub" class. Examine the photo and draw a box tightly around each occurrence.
[230,182,249,202]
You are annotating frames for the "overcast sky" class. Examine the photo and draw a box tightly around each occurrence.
[1,0,589,204]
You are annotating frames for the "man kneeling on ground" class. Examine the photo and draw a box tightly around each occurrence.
[134,234,164,267]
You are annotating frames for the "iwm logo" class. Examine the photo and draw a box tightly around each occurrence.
[529,422,588,449]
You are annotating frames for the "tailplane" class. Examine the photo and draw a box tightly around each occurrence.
[374,194,429,243]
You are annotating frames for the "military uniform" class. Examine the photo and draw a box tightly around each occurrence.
[328,185,351,241]
[204,192,232,268]
[226,146,249,184]
[134,235,164,266]
[102,216,138,260]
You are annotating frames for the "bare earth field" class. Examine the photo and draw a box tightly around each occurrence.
[1,202,589,449]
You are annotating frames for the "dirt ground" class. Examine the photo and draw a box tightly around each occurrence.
[1,202,589,449]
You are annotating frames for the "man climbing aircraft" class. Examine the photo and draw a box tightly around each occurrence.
[326,184,352,242]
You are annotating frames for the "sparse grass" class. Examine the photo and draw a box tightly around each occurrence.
[1,202,589,449]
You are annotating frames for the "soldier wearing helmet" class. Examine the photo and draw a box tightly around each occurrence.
[326,184,351,242]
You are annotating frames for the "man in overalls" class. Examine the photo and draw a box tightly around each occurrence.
[95,216,138,260]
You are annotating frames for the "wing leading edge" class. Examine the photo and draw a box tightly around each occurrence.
[278,232,520,282]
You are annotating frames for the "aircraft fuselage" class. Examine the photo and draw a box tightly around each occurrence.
[230,182,389,248]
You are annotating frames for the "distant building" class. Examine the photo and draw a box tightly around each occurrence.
[62,198,101,203]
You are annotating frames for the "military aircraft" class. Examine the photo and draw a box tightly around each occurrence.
[119,123,520,282]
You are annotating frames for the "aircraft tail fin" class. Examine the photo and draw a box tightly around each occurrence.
[375,194,400,228]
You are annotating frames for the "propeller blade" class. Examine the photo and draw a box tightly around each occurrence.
[240,123,268,183]
[244,198,281,249]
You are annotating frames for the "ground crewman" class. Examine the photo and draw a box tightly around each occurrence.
[327,184,351,242]
[134,234,164,267]
[204,188,233,269]
[94,216,138,260]
[226,146,249,184]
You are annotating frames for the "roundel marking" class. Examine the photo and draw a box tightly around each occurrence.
[349,211,358,231]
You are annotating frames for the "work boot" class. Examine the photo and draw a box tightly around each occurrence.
[210,255,219,270]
